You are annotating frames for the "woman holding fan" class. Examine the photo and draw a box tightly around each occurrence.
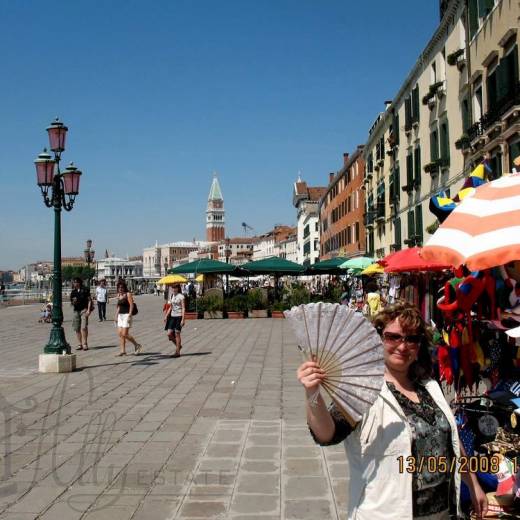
[297,302,487,520]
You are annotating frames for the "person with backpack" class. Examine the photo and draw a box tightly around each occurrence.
[114,279,142,357]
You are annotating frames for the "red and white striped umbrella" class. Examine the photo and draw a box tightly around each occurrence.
[421,173,520,270]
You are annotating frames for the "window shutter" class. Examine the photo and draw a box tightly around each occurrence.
[415,205,423,245]
[430,130,438,162]
[441,123,450,164]
[405,97,412,130]
[468,0,479,38]
[407,211,415,244]
[478,0,494,17]
[512,45,519,86]
[487,68,498,111]
[497,59,510,101]
[407,153,414,187]
[462,98,471,132]
[412,85,420,123]
[414,146,421,186]
[395,165,400,195]
[395,217,402,248]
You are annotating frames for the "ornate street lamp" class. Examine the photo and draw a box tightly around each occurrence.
[84,239,95,288]
[35,118,83,366]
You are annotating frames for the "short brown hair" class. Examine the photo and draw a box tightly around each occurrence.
[372,301,433,382]
[116,280,128,293]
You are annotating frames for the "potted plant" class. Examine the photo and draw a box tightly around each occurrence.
[184,296,199,320]
[247,289,268,318]
[288,285,311,308]
[199,294,223,319]
[270,300,286,318]
[225,295,247,319]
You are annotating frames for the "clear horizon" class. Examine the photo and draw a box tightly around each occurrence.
[0,0,438,271]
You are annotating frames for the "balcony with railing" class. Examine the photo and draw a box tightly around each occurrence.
[467,82,520,143]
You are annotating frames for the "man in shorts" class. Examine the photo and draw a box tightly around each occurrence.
[71,278,93,351]
[163,283,185,358]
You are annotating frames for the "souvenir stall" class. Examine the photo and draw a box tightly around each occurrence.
[422,171,520,517]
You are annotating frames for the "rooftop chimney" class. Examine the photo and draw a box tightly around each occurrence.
[329,172,335,184]
[343,152,349,166]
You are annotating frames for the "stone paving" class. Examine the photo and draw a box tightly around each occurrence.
[0,295,348,519]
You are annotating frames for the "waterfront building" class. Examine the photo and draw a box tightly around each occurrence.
[319,149,366,260]
[217,237,257,265]
[142,241,207,277]
[362,0,489,258]
[95,256,143,286]
[253,225,296,261]
[274,232,298,263]
[464,0,520,174]
[293,176,326,266]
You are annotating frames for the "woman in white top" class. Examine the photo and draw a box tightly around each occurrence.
[163,283,185,358]
[297,302,487,520]
[114,280,142,357]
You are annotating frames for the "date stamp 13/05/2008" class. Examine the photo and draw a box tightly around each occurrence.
[397,455,516,474]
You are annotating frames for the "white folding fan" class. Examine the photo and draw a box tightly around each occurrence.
[284,302,385,424]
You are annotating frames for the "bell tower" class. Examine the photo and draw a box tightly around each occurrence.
[206,173,225,242]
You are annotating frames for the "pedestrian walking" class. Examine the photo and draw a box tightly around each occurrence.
[95,279,109,321]
[297,302,487,520]
[114,279,142,357]
[163,283,185,358]
[70,277,93,351]
[364,280,385,316]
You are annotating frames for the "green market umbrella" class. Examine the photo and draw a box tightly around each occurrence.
[339,256,374,271]
[241,256,305,275]
[168,258,237,274]
[306,257,349,275]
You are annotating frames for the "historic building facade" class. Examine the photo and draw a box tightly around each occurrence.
[95,257,143,286]
[217,237,257,265]
[206,174,225,243]
[293,177,326,266]
[464,0,520,174]
[363,0,474,258]
[142,241,205,277]
[319,149,366,260]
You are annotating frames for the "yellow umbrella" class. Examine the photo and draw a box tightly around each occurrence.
[195,274,204,283]
[361,263,384,276]
[158,274,187,285]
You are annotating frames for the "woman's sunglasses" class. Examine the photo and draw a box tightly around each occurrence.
[382,331,423,346]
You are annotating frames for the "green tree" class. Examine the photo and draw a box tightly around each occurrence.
[62,265,73,282]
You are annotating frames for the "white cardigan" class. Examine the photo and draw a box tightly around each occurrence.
[343,379,462,520]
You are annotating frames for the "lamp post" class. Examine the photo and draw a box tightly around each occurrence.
[35,118,82,370]
[84,239,95,289]
[225,238,231,294]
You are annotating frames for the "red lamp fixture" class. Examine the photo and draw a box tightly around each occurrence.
[46,117,68,153]
[34,149,55,186]
[62,163,82,195]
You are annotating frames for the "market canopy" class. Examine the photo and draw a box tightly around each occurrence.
[339,256,374,270]
[168,258,237,275]
[361,263,385,275]
[157,274,187,285]
[422,173,520,270]
[240,256,305,275]
[380,247,451,273]
[306,257,349,274]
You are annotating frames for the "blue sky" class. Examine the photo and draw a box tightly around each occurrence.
[0,0,438,269]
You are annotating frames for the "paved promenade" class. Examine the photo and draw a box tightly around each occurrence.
[0,295,348,519]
